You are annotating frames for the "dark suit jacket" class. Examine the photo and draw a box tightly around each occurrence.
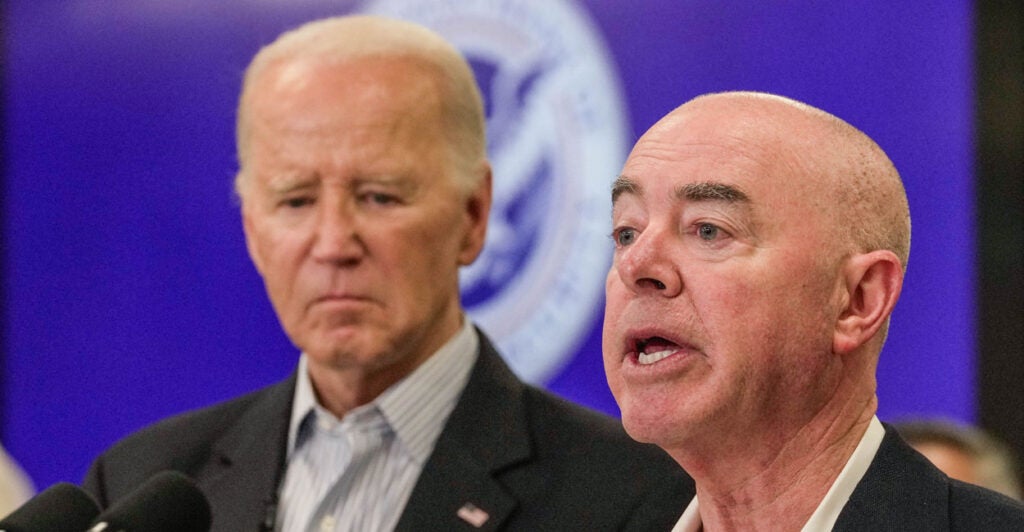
[834,424,1024,531]
[84,332,694,531]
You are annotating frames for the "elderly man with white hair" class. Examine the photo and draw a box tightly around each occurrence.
[84,15,692,531]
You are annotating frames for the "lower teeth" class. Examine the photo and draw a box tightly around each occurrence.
[638,350,674,365]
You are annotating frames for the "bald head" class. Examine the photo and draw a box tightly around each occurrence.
[235,15,486,195]
[605,91,911,460]
[659,91,911,270]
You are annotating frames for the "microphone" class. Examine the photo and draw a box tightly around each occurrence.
[0,482,100,532]
[87,471,211,532]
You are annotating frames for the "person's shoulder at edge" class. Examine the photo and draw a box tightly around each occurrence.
[948,478,1024,529]
[100,376,291,457]
[82,376,293,501]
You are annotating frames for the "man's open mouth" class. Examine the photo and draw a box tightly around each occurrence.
[636,336,682,365]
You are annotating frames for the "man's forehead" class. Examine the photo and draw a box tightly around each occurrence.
[250,55,439,112]
[612,123,800,212]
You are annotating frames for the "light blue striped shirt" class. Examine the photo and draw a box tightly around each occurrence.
[276,319,479,532]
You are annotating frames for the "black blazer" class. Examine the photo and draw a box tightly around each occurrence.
[83,332,694,531]
[834,424,1024,531]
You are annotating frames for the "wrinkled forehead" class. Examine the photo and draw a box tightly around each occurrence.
[249,56,440,114]
[612,125,841,256]
[239,59,451,170]
[617,137,784,207]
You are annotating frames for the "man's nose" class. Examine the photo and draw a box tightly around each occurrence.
[615,227,682,297]
[311,201,365,265]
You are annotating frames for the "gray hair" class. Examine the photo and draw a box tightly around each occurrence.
[234,15,487,195]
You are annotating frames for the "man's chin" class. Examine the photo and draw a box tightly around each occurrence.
[619,399,696,448]
[621,414,665,445]
[302,331,388,368]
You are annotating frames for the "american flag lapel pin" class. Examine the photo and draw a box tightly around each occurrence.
[457,502,490,528]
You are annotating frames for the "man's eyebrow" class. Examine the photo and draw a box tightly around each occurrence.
[264,171,317,194]
[611,176,641,203]
[678,181,749,203]
[612,177,749,205]
[353,175,416,190]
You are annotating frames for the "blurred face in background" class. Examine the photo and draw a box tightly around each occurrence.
[912,442,979,485]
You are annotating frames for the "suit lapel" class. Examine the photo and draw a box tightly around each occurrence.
[192,333,530,531]
[198,375,295,531]
[395,331,531,531]
[834,424,951,531]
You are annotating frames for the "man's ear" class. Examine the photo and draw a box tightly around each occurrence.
[241,201,266,277]
[457,163,493,266]
[833,250,904,354]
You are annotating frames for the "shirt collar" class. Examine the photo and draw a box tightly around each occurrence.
[800,415,885,531]
[671,416,886,532]
[287,318,479,464]
[671,493,702,532]
[287,355,318,457]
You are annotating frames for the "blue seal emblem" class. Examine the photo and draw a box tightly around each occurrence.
[362,0,629,383]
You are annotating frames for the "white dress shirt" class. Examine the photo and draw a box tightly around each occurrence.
[672,417,886,532]
[276,319,478,532]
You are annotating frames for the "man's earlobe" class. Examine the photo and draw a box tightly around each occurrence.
[833,250,904,354]
[458,165,493,266]
[241,207,265,276]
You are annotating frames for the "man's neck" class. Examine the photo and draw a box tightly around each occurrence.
[678,395,877,531]
[305,315,468,419]
[305,353,426,417]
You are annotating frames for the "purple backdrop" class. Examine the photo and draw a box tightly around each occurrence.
[2,0,974,490]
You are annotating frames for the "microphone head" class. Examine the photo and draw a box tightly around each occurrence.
[0,482,100,532]
[88,471,211,532]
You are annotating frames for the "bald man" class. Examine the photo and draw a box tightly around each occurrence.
[84,15,692,531]
[603,91,1024,530]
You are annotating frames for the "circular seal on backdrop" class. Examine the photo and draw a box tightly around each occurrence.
[360,0,629,384]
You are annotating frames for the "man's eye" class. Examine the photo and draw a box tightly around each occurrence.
[697,223,720,241]
[282,197,314,208]
[613,227,637,246]
[362,192,398,205]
